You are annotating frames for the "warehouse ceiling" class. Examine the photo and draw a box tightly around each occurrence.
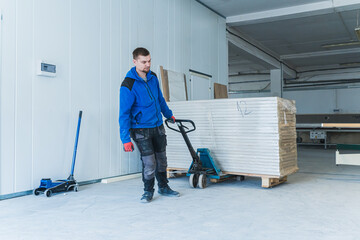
[198,0,360,77]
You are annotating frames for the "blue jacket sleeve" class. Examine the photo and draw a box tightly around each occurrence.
[156,78,173,119]
[119,86,135,144]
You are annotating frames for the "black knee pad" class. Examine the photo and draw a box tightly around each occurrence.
[141,154,156,180]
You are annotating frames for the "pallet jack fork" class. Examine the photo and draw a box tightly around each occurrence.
[165,119,231,188]
[34,111,83,197]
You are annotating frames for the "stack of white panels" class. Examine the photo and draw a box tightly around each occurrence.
[166,97,298,177]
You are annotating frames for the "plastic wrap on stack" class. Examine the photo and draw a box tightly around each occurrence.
[165,97,298,177]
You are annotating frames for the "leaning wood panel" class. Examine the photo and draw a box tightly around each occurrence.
[160,66,170,102]
[166,97,298,177]
[214,83,228,99]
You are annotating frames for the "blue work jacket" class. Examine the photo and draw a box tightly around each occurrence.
[119,67,173,144]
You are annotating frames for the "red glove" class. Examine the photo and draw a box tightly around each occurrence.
[171,116,176,123]
[124,142,134,152]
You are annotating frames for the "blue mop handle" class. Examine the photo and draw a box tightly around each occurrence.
[70,110,82,177]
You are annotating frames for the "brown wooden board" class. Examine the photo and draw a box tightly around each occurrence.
[214,83,228,99]
[322,123,360,128]
[184,74,188,100]
[160,66,170,102]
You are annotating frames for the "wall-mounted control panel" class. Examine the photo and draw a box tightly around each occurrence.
[37,61,56,77]
[310,130,326,139]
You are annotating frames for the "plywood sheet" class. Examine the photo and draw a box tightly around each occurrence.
[167,70,187,102]
[214,83,228,99]
[160,66,170,102]
[160,66,187,102]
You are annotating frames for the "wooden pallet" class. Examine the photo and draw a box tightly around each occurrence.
[209,175,237,183]
[166,168,187,179]
[168,168,297,188]
[223,168,298,188]
[261,176,287,188]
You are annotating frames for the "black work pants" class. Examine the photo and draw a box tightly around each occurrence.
[130,124,169,192]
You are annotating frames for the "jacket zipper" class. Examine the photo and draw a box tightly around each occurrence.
[144,81,160,127]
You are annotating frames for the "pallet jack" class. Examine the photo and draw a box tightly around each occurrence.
[34,111,83,197]
[165,119,231,188]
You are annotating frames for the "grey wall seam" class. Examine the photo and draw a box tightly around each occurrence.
[109,0,112,176]
[14,0,18,193]
[167,0,170,68]
[128,0,131,174]
[173,0,176,71]
[153,0,155,70]
[69,0,72,167]
[31,0,35,189]
[118,0,122,175]
[217,17,220,84]
[99,0,102,179]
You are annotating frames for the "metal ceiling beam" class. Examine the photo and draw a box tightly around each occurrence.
[288,72,360,83]
[227,29,296,77]
[298,67,360,77]
[227,0,360,26]
[296,63,360,72]
[281,48,360,60]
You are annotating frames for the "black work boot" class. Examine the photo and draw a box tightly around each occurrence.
[141,178,155,203]
[158,185,180,197]
[141,191,154,203]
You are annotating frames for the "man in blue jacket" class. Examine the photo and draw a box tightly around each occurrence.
[119,47,180,203]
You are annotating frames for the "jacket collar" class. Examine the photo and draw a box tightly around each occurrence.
[126,67,154,82]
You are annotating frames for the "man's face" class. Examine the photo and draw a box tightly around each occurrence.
[133,55,151,74]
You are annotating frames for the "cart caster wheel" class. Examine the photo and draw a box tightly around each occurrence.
[44,189,52,197]
[33,188,40,196]
[73,186,78,192]
[198,174,207,189]
[189,174,199,188]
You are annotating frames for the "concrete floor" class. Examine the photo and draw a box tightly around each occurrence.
[1,147,360,240]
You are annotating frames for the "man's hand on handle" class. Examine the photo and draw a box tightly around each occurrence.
[171,116,176,123]
[124,142,134,152]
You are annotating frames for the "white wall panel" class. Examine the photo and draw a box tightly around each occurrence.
[284,90,336,114]
[99,0,111,178]
[191,1,211,76]
[336,89,360,113]
[168,0,176,70]
[181,0,192,96]
[109,0,121,177]
[153,0,170,71]
[119,0,133,175]
[14,0,34,192]
[0,0,228,195]
[284,89,360,114]
[32,0,71,183]
[70,0,101,181]
[0,1,16,194]
[218,17,228,86]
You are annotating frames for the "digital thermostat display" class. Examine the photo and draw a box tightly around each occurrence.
[37,60,57,77]
[41,63,56,73]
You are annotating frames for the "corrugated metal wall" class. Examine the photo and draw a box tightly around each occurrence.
[0,0,228,195]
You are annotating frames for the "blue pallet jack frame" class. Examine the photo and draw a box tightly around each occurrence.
[34,110,83,197]
[165,119,232,188]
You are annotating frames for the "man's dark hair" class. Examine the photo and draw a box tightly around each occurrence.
[133,47,150,59]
